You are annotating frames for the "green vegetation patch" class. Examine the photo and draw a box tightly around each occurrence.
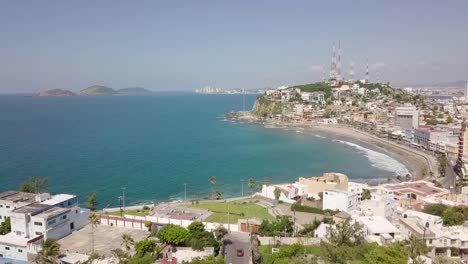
[291,204,337,215]
[188,201,274,223]
[107,208,151,217]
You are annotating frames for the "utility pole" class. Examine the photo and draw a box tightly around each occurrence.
[184,183,187,201]
[241,179,244,196]
[118,196,123,217]
[227,203,230,231]
[121,187,126,211]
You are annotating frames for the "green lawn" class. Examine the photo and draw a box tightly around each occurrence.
[188,201,274,223]
[106,208,150,217]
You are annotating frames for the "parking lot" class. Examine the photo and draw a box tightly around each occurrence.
[58,224,150,257]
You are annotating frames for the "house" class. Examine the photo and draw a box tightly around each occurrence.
[297,173,349,199]
[357,215,401,245]
[0,191,89,263]
[378,181,450,209]
[259,183,305,204]
[322,189,359,212]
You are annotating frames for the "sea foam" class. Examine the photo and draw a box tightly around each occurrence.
[334,139,410,177]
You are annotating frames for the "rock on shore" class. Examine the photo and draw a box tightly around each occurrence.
[37,89,76,97]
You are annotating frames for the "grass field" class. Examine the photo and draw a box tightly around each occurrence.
[188,201,274,223]
[106,208,150,217]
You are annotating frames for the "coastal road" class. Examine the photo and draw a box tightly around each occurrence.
[223,232,251,264]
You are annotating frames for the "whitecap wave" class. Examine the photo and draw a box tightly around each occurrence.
[334,139,410,176]
[314,134,325,139]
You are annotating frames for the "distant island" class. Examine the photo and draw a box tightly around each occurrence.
[37,89,76,97]
[36,86,154,97]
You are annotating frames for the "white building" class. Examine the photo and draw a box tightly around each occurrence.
[395,105,419,129]
[260,183,305,204]
[323,189,359,212]
[0,191,89,263]
[357,215,401,245]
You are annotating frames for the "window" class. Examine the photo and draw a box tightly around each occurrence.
[34,222,43,226]
[451,239,456,245]
[0,205,3,207]
[5,206,9,208]
[429,239,433,244]
[62,215,67,220]
[76,210,78,214]
[35,232,42,236]
[18,249,22,253]
[5,247,10,250]
[48,219,56,225]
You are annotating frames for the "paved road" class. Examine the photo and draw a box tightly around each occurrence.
[223,232,250,264]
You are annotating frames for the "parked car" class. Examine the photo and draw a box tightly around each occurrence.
[237,249,244,257]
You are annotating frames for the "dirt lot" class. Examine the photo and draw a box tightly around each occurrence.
[58,224,150,257]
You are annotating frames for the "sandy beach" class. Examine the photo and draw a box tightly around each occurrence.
[257,121,437,181]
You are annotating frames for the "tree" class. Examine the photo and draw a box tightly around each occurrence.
[405,174,412,181]
[209,176,216,199]
[396,175,402,182]
[157,224,190,245]
[86,192,98,211]
[215,190,223,200]
[248,178,256,194]
[404,235,428,264]
[446,115,453,123]
[264,178,271,186]
[0,217,11,235]
[361,189,371,200]
[121,233,134,252]
[20,177,48,193]
[437,154,449,177]
[181,256,225,264]
[363,242,408,264]
[442,207,467,226]
[214,226,228,240]
[35,239,60,264]
[134,239,159,257]
[424,203,448,217]
[321,220,366,264]
[274,187,281,201]
[187,221,205,234]
[88,212,100,253]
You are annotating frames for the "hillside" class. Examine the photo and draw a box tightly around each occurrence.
[37,89,76,97]
[117,87,153,96]
[79,85,117,96]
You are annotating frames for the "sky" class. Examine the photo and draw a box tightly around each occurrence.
[0,0,467,93]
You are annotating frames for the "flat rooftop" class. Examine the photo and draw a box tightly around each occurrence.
[35,206,70,219]
[41,194,75,205]
[12,203,49,215]
[359,216,400,234]
[384,181,448,197]
[0,233,39,247]
[0,191,36,204]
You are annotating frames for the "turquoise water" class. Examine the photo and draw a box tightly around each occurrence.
[0,93,406,208]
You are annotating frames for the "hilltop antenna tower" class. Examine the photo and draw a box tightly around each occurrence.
[330,43,336,80]
[349,62,355,83]
[336,41,342,86]
[365,59,369,84]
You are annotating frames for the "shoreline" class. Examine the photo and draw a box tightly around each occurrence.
[235,119,434,182]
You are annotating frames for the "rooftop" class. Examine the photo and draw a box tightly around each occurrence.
[359,216,400,234]
[0,191,36,204]
[40,194,75,205]
[34,206,70,219]
[0,233,41,247]
[12,203,49,215]
[383,181,448,198]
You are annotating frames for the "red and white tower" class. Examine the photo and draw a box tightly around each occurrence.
[336,41,342,86]
[330,43,336,80]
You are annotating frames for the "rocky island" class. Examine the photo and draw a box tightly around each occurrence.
[79,85,117,96]
[37,89,76,97]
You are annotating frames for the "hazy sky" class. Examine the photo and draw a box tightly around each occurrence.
[1,0,467,93]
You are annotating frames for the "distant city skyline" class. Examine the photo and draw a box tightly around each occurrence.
[0,0,467,93]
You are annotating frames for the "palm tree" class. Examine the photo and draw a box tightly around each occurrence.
[209,176,216,199]
[121,233,134,252]
[248,178,256,194]
[214,190,222,200]
[88,212,100,254]
[405,234,428,264]
[274,187,281,201]
[35,239,60,264]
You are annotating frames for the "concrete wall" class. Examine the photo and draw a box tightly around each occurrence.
[99,214,240,232]
[257,236,321,246]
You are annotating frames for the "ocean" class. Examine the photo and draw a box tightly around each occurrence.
[0,93,408,208]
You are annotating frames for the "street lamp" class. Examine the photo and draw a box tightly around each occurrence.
[184,183,187,201]
[241,179,244,196]
[423,222,430,241]
[121,187,126,211]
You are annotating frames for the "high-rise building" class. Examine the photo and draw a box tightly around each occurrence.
[458,123,468,183]
[395,105,419,129]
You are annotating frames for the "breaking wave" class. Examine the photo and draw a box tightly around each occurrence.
[333,139,410,176]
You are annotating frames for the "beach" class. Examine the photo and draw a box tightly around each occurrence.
[257,121,436,181]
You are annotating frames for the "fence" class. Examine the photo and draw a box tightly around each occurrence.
[257,236,321,246]
[98,214,239,232]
